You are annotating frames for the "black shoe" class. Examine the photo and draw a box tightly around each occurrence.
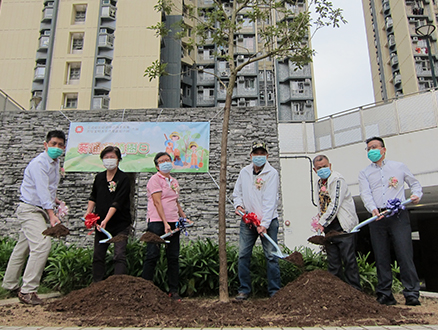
[235,292,249,301]
[405,296,421,306]
[376,293,397,305]
[168,292,182,301]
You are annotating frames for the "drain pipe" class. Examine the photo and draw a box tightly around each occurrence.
[280,155,317,207]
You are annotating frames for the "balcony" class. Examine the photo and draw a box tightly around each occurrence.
[39,36,50,49]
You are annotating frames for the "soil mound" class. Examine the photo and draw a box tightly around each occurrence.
[42,224,70,238]
[47,275,170,316]
[45,271,423,328]
[105,234,128,243]
[265,269,420,326]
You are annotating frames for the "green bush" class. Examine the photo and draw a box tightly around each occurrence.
[0,237,17,282]
[0,236,404,297]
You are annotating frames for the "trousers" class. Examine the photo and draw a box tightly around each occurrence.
[2,203,51,293]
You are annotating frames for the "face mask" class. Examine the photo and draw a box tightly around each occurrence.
[317,167,331,179]
[368,149,382,163]
[252,155,267,167]
[47,147,64,159]
[102,158,118,170]
[159,162,173,173]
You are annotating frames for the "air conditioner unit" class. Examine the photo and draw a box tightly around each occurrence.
[238,98,245,104]
[237,35,243,41]
[238,76,244,82]
[237,15,244,20]
[197,46,204,52]
[413,36,418,41]
[237,55,244,61]
[43,30,51,36]
[304,78,311,85]
[198,86,204,91]
[305,100,312,107]
[198,65,204,70]
[419,77,425,81]
[221,71,227,77]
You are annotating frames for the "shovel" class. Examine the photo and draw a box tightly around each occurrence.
[81,216,126,244]
[311,198,413,244]
[237,210,289,259]
[161,222,194,239]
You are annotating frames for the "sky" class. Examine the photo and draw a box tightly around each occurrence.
[311,0,375,119]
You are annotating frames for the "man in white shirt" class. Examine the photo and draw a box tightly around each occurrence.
[2,130,65,305]
[233,141,280,300]
[359,136,422,306]
[313,155,361,291]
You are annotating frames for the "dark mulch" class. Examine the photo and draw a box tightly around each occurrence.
[45,270,425,328]
[139,231,166,244]
[42,224,70,238]
[284,251,304,267]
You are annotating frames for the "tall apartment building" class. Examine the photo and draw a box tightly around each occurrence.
[362,0,438,101]
[0,0,316,121]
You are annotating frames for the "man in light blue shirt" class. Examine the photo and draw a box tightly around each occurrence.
[359,136,422,306]
[2,130,66,305]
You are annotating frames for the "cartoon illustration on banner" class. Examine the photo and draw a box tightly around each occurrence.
[64,122,210,173]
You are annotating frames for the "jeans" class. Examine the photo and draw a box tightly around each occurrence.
[324,218,362,291]
[93,226,130,282]
[142,221,180,293]
[369,209,420,298]
[238,218,281,297]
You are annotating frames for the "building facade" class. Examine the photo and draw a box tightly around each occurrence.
[0,0,316,121]
[362,0,438,101]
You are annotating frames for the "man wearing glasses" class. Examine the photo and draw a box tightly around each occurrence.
[2,130,66,305]
[358,136,422,306]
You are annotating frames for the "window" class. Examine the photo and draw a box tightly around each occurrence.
[73,5,87,24]
[293,102,304,115]
[64,94,78,109]
[71,33,84,53]
[67,62,81,84]
[244,78,255,89]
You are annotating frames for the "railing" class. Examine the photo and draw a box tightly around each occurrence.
[0,89,26,111]
[279,88,438,154]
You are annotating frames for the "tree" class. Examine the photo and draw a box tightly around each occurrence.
[146,0,346,302]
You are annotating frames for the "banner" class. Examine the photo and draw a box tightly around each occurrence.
[64,122,210,173]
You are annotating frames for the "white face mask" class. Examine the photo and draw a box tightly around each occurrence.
[102,158,118,170]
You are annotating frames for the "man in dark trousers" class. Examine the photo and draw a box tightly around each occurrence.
[359,136,422,306]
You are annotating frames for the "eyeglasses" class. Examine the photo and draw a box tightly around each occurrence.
[365,144,381,152]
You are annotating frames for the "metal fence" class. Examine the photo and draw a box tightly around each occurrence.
[279,89,438,154]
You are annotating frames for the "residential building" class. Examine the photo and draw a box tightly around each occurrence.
[362,0,438,101]
[0,0,316,121]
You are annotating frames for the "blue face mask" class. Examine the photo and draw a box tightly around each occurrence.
[317,167,331,179]
[252,155,267,167]
[47,147,64,159]
[368,149,382,163]
[159,161,173,173]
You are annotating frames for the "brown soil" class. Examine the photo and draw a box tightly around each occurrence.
[284,251,305,267]
[308,230,348,245]
[106,234,128,243]
[139,231,166,244]
[42,223,70,238]
[1,270,437,328]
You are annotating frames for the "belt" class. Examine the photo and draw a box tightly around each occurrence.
[20,201,43,210]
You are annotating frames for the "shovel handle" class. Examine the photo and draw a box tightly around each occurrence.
[160,223,194,239]
[351,199,412,233]
[81,217,112,242]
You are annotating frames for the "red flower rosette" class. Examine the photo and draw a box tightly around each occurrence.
[84,213,100,229]
[242,212,261,228]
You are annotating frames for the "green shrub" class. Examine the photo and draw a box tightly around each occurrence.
[0,237,17,281]
[42,242,93,294]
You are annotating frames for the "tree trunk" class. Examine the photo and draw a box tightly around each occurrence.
[218,90,233,302]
